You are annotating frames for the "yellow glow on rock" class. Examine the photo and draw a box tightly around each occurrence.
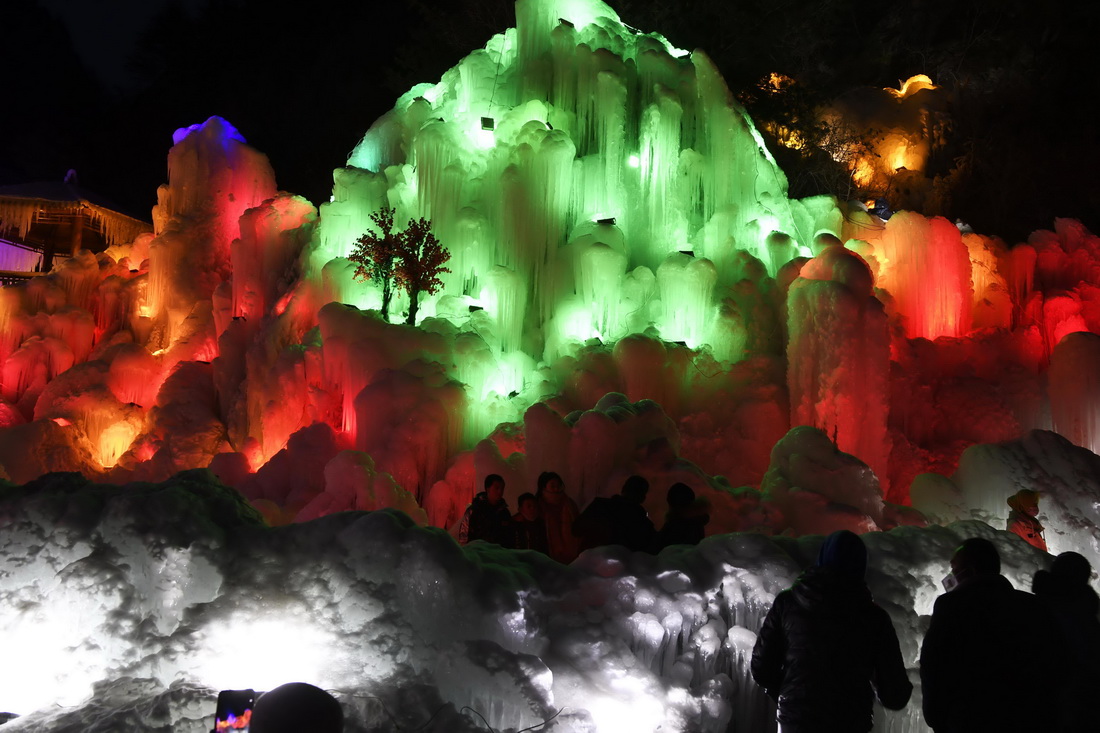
[98,420,140,468]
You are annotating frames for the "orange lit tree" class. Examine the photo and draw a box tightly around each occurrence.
[394,217,450,326]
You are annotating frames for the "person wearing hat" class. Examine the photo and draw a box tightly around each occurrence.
[751,530,912,732]
[1006,489,1046,551]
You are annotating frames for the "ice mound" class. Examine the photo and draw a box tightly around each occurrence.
[0,465,1067,732]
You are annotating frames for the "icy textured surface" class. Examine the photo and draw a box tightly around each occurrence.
[0,467,1068,732]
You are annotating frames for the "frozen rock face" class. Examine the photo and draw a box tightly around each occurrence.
[0,470,1063,732]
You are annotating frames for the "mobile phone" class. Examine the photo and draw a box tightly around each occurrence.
[213,689,255,732]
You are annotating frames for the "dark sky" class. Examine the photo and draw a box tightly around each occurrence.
[4,0,1097,242]
[35,0,206,91]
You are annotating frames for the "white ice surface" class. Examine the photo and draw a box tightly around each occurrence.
[3,438,1087,732]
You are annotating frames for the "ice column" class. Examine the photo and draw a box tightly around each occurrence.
[149,117,277,321]
[1049,331,1100,454]
[482,265,528,354]
[656,253,716,347]
[964,232,1012,330]
[876,213,972,339]
[500,123,575,323]
[787,246,891,490]
[232,194,316,323]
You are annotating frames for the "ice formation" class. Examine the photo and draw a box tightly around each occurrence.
[1,0,1100,730]
[0,454,1079,732]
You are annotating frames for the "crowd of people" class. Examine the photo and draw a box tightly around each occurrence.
[751,531,1100,733]
[457,473,710,561]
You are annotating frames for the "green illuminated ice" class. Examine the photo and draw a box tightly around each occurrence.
[307,0,841,432]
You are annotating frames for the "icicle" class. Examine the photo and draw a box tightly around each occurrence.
[52,251,101,313]
[482,265,528,355]
[83,203,150,246]
[106,344,160,407]
[0,199,37,240]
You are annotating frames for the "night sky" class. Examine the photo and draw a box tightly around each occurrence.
[3,0,1096,243]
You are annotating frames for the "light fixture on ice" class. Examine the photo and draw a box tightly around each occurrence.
[472,122,496,150]
[195,618,333,693]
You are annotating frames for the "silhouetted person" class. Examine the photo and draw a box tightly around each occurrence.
[655,483,709,549]
[573,475,656,553]
[250,682,342,733]
[920,537,1067,732]
[459,474,512,546]
[537,471,580,563]
[511,492,549,554]
[1032,551,1100,731]
[751,530,911,732]
[1006,489,1047,551]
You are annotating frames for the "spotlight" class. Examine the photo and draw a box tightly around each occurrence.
[480,117,495,131]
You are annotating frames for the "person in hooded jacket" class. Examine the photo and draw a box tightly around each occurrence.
[920,537,1067,733]
[751,530,912,733]
[1032,551,1100,731]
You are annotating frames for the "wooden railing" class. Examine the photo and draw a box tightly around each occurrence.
[0,270,44,288]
